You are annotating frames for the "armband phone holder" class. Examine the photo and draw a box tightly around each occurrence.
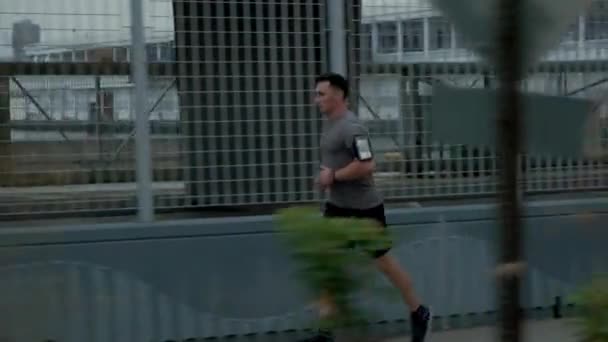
[353,135,373,161]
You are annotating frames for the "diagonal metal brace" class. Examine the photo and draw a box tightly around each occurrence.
[358,94,403,151]
[11,77,71,142]
[108,78,177,163]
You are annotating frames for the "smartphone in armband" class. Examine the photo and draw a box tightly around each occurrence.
[353,135,373,161]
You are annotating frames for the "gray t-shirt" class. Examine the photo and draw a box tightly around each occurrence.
[320,111,383,209]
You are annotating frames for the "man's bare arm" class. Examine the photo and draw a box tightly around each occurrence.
[334,159,375,181]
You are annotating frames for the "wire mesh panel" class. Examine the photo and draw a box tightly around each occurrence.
[0,0,177,218]
[161,0,327,210]
[350,0,608,201]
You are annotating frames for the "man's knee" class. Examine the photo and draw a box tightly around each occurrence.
[374,253,397,272]
[317,291,336,317]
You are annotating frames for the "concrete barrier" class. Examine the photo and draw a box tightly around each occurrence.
[0,197,606,341]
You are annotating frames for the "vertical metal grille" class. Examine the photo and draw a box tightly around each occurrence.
[166,1,326,210]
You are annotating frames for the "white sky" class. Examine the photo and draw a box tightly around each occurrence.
[0,0,175,58]
[0,0,431,59]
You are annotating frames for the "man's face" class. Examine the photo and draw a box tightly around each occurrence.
[314,81,343,114]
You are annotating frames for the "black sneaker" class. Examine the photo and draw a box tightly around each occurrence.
[297,330,334,342]
[410,305,431,342]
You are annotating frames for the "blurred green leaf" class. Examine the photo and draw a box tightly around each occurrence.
[274,205,395,329]
[571,274,608,342]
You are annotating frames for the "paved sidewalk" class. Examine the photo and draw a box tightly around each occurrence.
[386,319,580,342]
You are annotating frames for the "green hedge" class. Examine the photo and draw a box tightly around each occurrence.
[572,274,608,342]
[274,205,395,330]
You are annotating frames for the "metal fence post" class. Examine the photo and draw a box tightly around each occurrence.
[497,0,523,341]
[317,0,347,207]
[328,0,347,76]
[130,0,154,222]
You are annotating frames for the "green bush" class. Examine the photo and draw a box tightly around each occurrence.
[274,205,394,330]
[572,274,608,342]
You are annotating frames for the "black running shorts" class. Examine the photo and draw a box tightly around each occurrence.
[323,202,391,258]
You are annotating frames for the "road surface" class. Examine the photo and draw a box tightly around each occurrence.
[206,319,581,342]
[387,319,580,342]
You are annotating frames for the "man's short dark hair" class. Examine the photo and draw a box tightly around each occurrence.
[315,72,349,99]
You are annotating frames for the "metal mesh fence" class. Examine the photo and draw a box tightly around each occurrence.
[0,0,606,219]
[0,0,179,218]
[352,0,608,201]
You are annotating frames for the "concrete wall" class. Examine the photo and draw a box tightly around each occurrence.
[0,198,606,342]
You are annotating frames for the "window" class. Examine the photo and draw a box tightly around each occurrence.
[586,0,608,40]
[75,91,91,120]
[453,29,473,49]
[62,52,73,62]
[24,96,35,120]
[159,42,175,61]
[428,17,451,50]
[63,89,77,120]
[360,24,373,61]
[154,85,178,120]
[146,43,158,61]
[114,47,128,62]
[74,50,86,62]
[377,22,398,53]
[402,19,424,52]
[561,19,579,43]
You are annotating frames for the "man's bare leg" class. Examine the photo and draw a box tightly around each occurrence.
[375,253,431,342]
[317,290,336,318]
[374,253,421,311]
[301,254,430,342]
[297,291,337,342]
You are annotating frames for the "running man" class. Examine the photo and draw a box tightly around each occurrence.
[300,73,431,342]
